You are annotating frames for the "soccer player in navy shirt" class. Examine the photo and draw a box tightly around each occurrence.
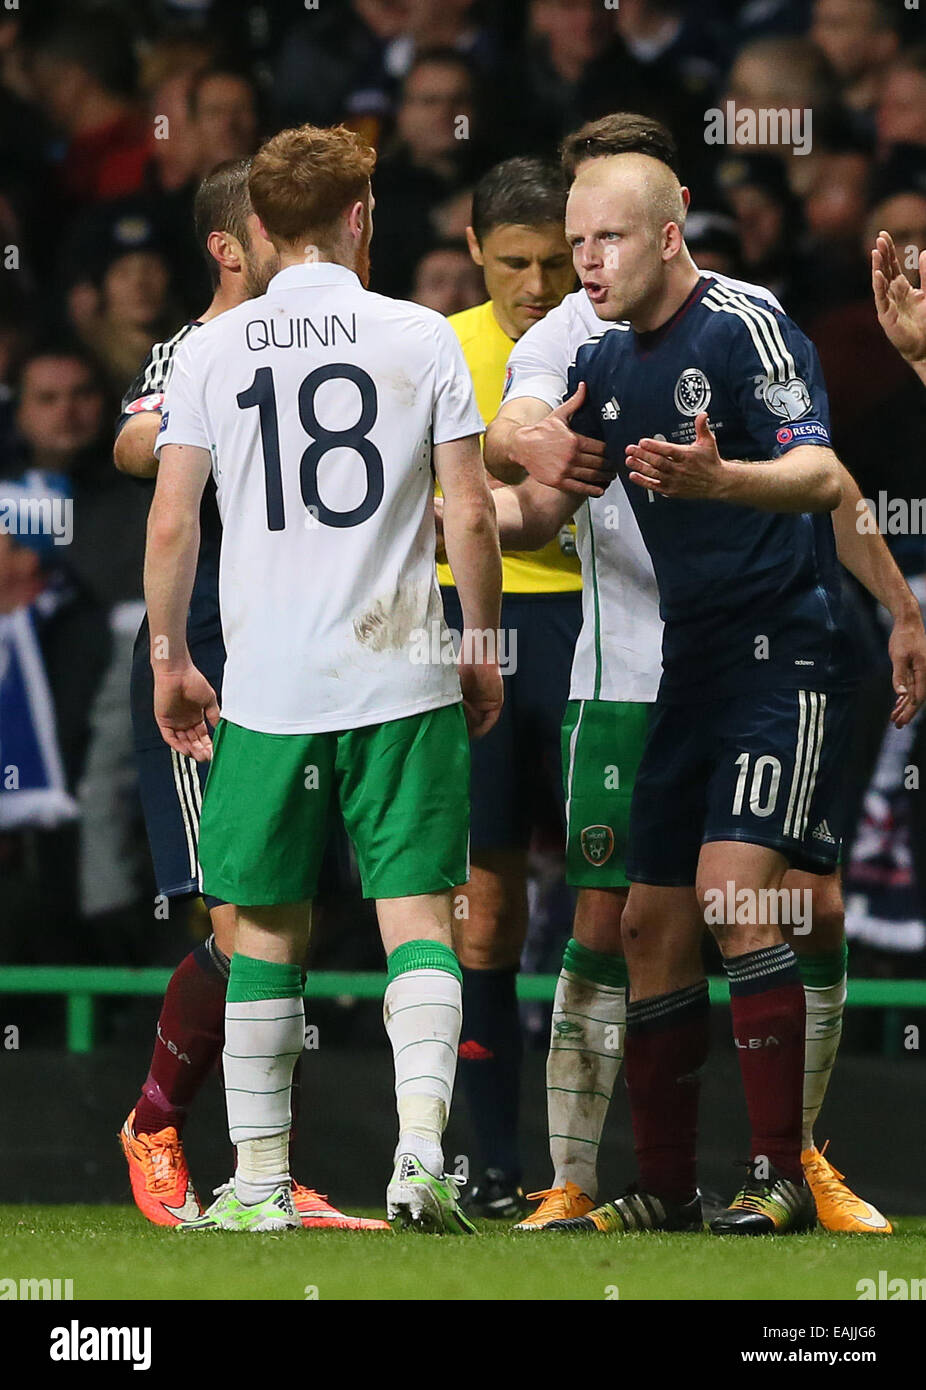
[496,149,925,1234]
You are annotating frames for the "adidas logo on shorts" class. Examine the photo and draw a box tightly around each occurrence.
[811,819,836,845]
[600,397,620,420]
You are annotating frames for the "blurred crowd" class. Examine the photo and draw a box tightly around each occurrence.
[1,0,926,995]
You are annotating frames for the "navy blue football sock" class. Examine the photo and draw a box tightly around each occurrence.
[458,965,523,1182]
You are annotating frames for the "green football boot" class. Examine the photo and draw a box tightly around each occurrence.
[178,1181,301,1232]
[386,1154,477,1234]
[710,1161,817,1235]
[546,1182,703,1233]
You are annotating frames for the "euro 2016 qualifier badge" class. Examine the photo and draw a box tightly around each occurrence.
[581,824,615,865]
[674,367,712,416]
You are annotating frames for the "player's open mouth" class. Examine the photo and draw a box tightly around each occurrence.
[583,281,608,303]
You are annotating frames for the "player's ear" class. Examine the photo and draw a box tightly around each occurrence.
[661,221,684,261]
[207,229,243,275]
[465,226,484,267]
[347,199,366,242]
[680,186,691,210]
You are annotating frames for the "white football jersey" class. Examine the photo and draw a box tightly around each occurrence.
[156,262,484,734]
[502,272,784,705]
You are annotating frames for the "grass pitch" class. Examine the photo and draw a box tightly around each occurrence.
[1,1206,925,1301]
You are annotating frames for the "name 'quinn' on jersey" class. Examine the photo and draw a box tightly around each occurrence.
[567,276,859,703]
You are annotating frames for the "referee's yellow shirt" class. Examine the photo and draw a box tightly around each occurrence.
[436,299,581,594]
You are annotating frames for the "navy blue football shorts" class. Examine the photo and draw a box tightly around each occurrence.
[131,618,226,904]
[440,588,581,853]
[626,686,853,885]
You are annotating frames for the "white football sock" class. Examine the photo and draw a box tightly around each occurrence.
[235,1132,291,1207]
[548,968,626,1199]
[223,995,305,1201]
[802,976,846,1150]
[384,967,462,1177]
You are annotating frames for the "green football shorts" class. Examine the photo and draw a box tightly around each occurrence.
[198,703,470,905]
[561,698,652,889]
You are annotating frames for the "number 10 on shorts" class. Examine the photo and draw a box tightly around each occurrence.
[731,752,782,818]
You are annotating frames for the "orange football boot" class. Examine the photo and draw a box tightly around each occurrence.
[119,1109,202,1226]
[802,1143,892,1234]
[513,1183,596,1230]
[292,1184,390,1231]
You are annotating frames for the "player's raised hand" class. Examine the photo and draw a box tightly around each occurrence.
[872,230,926,366]
[510,382,615,497]
[458,654,503,740]
[153,664,220,762]
[888,609,926,728]
[626,413,725,499]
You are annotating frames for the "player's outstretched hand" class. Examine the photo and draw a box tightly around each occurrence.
[872,230,926,366]
[459,656,503,740]
[888,610,926,728]
[626,412,724,498]
[511,382,615,497]
[154,665,220,762]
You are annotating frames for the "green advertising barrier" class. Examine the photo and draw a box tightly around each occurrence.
[0,966,924,1054]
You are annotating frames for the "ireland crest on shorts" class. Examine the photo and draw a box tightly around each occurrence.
[581,825,614,865]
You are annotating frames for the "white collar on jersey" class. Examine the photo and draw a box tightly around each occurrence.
[267,262,361,294]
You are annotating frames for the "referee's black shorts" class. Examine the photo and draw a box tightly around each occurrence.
[440,587,582,854]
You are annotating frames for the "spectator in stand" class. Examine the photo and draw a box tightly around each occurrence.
[11,345,148,633]
[411,238,485,315]
[799,125,877,314]
[22,15,149,207]
[722,34,840,180]
[573,2,724,193]
[875,47,926,157]
[811,184,926,533]
[64,214,181,401]
[683,209,742,279]
[809,0,900,123]
[715,153,807,314]
[495,0,615,158]
[272,0,412,135]
[73,67,261,318]
[1,349,115,960]
[370,49,484,296]
[0,513,109,964]
[146,73,205,199]
[188,67,260,174]
[804,136,874,252]
[11,344,152,954]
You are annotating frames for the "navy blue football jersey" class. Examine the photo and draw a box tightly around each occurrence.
[568,276,858,703]
[117,321,221,641]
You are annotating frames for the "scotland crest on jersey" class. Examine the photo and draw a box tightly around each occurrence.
[673,367,712,416]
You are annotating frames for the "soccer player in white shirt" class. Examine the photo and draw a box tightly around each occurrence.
[144,123,503,1233]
